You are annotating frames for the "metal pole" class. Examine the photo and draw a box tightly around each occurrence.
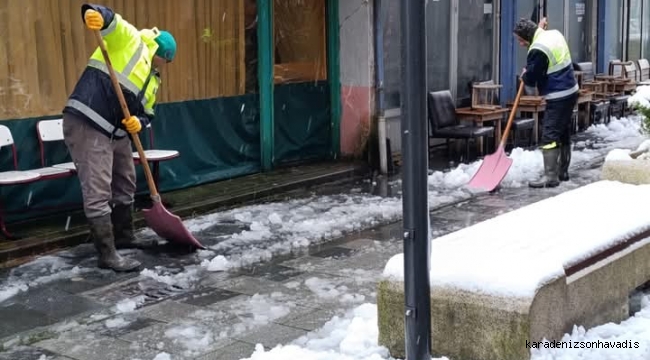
[400,0,431,359]
[374,0,388,174]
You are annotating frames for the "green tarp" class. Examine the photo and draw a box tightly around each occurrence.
[0,81,331,224]
[275,81,332,164]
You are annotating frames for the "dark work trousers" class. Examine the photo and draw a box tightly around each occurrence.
[541,92,579,147]
[62,113,136,220]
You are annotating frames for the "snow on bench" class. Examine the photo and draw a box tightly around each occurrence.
[377,180,650,360]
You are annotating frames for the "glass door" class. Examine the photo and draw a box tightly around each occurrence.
[546,0,566,33]
[456,0,495,106]
[516,0,536,85]
[271,0,331,164]
[629,0,643,60]
[567,0,589,62]
[643,0,650,59]
[427,0,452,94]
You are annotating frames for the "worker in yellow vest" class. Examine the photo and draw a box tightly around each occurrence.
[514,18,578,189]
[62,3,176,272]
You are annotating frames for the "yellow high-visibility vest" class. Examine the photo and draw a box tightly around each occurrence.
[87,15,161,117]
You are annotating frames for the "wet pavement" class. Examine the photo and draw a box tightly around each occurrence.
[0,117,644,360]
[0,166,604,360]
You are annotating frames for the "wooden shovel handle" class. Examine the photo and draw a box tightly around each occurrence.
[500,81,526,148]
[93,31,159,199]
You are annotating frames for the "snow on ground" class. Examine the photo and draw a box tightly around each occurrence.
[239,303,429,360]
[240,295,650,360]
[187,116,644,277]
[0,116,643,305]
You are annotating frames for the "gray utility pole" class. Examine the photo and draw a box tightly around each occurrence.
[400,0,432,359]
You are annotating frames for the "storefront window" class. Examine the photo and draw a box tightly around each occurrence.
[547,1,566,34]
[629,0,643,61]
[603,0,624,64]
[642,0,650,59]
[516,0,536,84]
[382,0,401,109]
[426,0,451,95]
[382,0,451,109]
[272,0,327,84]
[568,0,589,62]
[456,0,494,105]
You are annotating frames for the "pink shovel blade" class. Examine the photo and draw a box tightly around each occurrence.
[142,201,206,250]
[467,146,513,192]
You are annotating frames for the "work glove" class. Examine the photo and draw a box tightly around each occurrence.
[122,116,142,134]
[84,9,104,30]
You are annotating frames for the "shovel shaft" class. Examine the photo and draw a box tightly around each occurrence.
[500,81,526,148]
[93,31,159,199]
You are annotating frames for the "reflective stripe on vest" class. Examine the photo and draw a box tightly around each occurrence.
[66,99,128,137]
[101,16,118,37]
[529,29,572,75]
[545,84,579,100]
[87,41,145,95]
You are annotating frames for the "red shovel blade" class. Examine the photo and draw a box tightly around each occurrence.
[467,146,513,192]
[142,201,206,250]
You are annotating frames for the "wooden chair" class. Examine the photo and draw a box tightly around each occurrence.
[476,80,535,148]
[638,59,650,84]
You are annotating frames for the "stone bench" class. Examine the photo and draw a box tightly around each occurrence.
[601,144,650,185]
[377,180,650,360]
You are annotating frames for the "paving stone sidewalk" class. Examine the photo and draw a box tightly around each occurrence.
[0,161,604,360]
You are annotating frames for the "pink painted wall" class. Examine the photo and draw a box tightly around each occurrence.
[338,0,374,156]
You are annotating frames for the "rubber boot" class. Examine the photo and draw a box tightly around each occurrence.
[529,147,561,188]
[558,144,571,182]
[111,203,158,249]
[89,215,141,272]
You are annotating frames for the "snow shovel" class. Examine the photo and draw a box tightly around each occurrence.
[467,80,526,192]
[93,31,206,250]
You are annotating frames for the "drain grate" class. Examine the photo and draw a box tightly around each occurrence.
[85,279,188,309]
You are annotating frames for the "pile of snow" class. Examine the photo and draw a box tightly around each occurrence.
[229,293,295,331]
[628,85,650,109]
[585,116,642,143]
[428,116,643,191]
[242,303,448,360]
[243,293,650,360]
[383,181,650,298]
[605,149,633,162]
[114,295,147,314]
[531,296,650,359]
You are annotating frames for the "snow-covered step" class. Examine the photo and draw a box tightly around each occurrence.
[378,180,650,360]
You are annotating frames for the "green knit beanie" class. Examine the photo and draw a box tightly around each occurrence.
[155,30,177,62]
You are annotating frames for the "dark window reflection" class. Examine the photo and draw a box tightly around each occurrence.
[245,0,259,93]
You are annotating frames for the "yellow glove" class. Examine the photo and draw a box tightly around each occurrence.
[84,9,104,30]
[122,116,142,134]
